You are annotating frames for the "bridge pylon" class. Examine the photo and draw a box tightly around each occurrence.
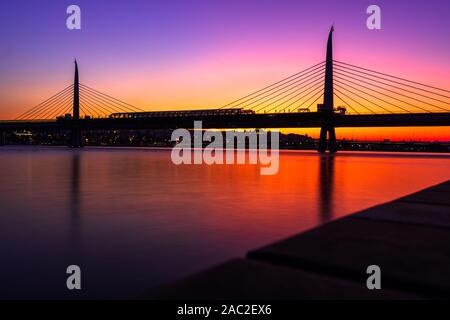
[318,26,337,153]
[0,129,5,146]
[69,60,83,148]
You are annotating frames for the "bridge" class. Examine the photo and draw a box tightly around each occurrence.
[1,27,449,152]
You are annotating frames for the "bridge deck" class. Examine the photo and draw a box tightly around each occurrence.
[146,180,450,299]
[1,112,450,131]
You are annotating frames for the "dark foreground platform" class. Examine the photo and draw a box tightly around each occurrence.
[145,180,450,300]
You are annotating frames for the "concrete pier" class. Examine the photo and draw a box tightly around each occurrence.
[69,127,83,148]
[0,130,5,146]
[147,180,450,299]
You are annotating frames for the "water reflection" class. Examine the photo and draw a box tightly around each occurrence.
[69,151,82,255]
[1,147,449,299]
[318,154,335,221]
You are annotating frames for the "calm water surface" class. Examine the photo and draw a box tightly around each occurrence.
[1,146,449,299]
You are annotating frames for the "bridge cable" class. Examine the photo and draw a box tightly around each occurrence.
[79,88,125,115]
[29,90,74,120]
[35,93,74,120]
[219,61,326,109]
[50,96,75,119]
[334,60,450,94]
[250,71,325,112]
[79,100,102,118]
[226,65,325,111]
[334,91,359,114]
[333,87,376,114]
[277,80,324,113]
[80,84,146,112]
[263,78,324,113]
[79,84,144,113]
[334,66,450,107]
[78,100,97,118]
[49,98,74,119]
[334,82,394,114]
[282,84,324,113]
[15,85,74,120]
[335,74,433,113]
[60,101,74,117]
[305,91,324,110]
[335,79,412,113]
[273,79,324,113]
[80,95,113,117]
[80,85,147,114]
[29,89,74,120]
[15,84,73,119]
[78,105,89,118]
[79,90,125,115]
[333,60,450,99]
[79,84,141,113]
[334,69,449,112]
[37,93,74,120]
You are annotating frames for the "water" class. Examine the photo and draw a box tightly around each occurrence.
[0,146,449,299]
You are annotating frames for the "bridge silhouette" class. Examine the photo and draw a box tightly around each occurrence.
[1,27,449,152]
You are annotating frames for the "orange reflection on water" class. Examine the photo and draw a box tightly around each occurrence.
[0,147,449,298]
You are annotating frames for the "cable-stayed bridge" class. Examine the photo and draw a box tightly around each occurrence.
[1,27,449,152]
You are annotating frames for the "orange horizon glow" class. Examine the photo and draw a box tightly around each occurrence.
[1,2,449,142]
[2,47,448,142]
[282,127,450,142]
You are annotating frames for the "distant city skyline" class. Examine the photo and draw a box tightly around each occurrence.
[1,0,449,141]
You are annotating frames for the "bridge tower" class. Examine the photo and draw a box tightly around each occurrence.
[318,26,337,153]
[69,60,83,148]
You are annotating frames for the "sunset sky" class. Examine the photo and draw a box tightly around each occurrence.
[0,0,449,140]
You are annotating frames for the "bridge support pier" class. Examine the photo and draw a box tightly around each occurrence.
[69,127,83,148]
[68,60,83,148]
[317,26,337,153]
[318,126,336,153]
[0,130,5,146]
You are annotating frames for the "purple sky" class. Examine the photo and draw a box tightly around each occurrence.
[0,0,449,132]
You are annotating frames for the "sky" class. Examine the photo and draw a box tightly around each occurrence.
[0,0,449,141]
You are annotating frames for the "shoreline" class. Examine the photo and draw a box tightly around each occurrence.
[1,143,450,155]
[147,180,450,299]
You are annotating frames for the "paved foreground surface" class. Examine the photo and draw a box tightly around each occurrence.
[146,180,450,299]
